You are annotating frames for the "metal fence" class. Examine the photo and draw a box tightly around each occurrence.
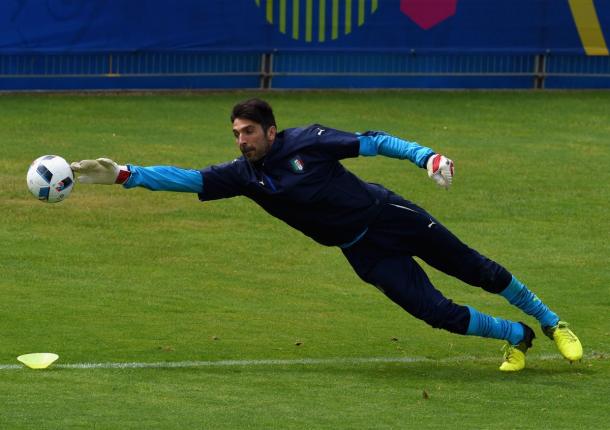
[1,52,609,90]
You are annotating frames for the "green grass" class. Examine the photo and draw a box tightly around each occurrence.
[1,91,609,429]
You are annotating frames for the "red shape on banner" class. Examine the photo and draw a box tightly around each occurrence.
[400,0,457,30]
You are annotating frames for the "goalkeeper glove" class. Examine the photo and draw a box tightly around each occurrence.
[70,158,131,184]
[426,154,454,189]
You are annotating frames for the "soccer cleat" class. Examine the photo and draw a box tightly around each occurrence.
[543,321,583,362]
[499,323,535,372]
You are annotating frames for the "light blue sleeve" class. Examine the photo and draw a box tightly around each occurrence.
[358,132,434,168]
[123,165,203,193]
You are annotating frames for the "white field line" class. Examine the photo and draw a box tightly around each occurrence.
[0,352,604,371]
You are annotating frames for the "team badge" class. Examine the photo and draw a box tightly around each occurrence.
[289,156,305,173]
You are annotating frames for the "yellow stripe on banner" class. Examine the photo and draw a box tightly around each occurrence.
[293,0,300,39]
[266,0,273,23]
[255,0,260,6]
[345,0,352,35]
[306,0,313,42]
[280,0,287,33]
[332,0,339,39]
[358,0,364,26]
[372,0,378,13]
[568,0,609,55]
[319,0,326,42]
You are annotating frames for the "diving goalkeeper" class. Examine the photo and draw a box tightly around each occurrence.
[71,98,582,371]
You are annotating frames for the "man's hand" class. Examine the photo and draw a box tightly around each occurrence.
[426,154,454,189]
[70,158,131,184]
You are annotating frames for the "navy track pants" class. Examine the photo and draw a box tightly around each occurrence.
[341,193,512,334]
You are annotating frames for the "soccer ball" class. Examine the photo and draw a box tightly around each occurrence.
[26,155,74,203]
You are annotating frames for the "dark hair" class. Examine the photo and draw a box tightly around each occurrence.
[231,98,276,133]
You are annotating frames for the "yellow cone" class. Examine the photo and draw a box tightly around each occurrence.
[17,353,59,369]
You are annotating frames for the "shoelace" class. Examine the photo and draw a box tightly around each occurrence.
[501,343,517,362]
[556,322,578,343]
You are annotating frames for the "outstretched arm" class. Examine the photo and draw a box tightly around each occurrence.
[70,158,203,193]
[357,131,454,189]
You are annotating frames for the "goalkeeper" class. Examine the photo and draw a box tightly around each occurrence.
[71,98,582,371]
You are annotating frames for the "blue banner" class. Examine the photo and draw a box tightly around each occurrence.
[0,0,608,55]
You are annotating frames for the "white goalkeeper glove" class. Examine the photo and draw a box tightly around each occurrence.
[426,154,454,189]
[70,158,131,185]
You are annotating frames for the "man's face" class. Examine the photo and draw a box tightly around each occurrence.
[232,118,276,162]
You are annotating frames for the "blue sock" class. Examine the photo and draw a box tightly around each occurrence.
[500,276,559,328]
[466,306,524,345]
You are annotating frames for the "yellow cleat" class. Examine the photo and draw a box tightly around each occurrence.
[500,344,526,372]
[544,321,583,362]
[499,322,535,372]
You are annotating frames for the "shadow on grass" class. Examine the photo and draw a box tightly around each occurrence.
[139,358,599,384]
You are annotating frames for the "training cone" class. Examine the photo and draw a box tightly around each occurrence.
[17,353,59,369]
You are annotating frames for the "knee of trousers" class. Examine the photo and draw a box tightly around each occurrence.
[458,251,512,294]
[380,285,471,335]
[412,297,470,335]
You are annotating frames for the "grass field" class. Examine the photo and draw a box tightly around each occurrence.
[1,91,609,429]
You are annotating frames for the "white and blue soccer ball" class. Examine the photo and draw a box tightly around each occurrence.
[26,155,74,203]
